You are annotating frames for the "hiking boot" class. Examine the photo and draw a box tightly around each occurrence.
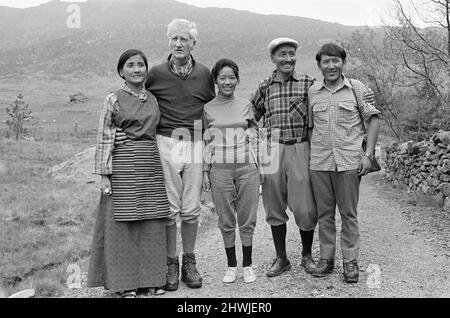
[266,257,291,277]
[312,259,334,277]
[181,253,202,288]
[343,260,359,283]
[164,256,179,291]
[301,254,316,274]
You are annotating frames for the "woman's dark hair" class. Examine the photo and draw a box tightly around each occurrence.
[211,58,240,82]
[315,43,347,63]
[117,49,148,79]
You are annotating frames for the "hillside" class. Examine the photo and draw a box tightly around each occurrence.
[0,0,362,78]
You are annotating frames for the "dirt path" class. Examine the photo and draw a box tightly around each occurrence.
[64,174,450,298]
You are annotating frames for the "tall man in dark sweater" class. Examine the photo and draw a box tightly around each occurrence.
[146,19,215,290]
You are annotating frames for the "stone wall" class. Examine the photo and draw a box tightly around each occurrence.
[384,131,450,211]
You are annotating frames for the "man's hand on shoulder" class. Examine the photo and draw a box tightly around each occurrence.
[114,128,128,147]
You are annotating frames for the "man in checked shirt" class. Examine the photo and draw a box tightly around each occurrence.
[251,37,317,278]
[308,43,380,283]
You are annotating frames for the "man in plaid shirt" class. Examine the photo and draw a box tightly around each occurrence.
[251,37,317,278]
[308,43,380,283]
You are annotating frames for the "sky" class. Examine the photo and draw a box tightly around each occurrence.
[0,0,400,26]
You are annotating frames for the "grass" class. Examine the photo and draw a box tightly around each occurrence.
[0,137,97,297]
[0,135,219,297]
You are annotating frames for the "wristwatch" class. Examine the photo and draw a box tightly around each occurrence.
[363,152,374,161]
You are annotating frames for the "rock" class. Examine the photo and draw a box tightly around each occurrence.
[429,145,437,154]
[409,144,420,156]
[48,147,215,219]
[398,142,411,154]
[431,130,450,145]
[438,183,450,197]
[385,131,450,201]
[69,93,88,104]
[48,147,97,184]
[421,184,430,194]
[430,178,441,187]
[436,193,445,208]
[443,159,450,169]
[444,197,450,212]
[420,172,429,178]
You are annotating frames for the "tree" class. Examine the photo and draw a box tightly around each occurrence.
[386,0,449,110]
[342,28,407,139]
[5,93,33,141]
[343,0,450,141]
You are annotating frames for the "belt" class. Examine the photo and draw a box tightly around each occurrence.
[277,137,308,145]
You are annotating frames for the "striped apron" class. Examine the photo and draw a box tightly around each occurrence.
[111,139,170,222]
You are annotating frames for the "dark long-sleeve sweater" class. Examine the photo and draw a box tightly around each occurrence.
[145,58,215,140]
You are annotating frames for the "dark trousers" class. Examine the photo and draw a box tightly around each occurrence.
[310,169,361,262]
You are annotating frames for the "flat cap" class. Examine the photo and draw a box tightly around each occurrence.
[268,37,299,54]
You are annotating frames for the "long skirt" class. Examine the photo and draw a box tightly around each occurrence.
[87,140,169,293]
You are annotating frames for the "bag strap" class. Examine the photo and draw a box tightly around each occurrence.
[349,79,367,134]
[260,77,271,106]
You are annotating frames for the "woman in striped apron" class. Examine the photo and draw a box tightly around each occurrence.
[87,49,170,298]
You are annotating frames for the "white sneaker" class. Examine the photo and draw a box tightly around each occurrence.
[243,266,256,283]
[222,267,237,283]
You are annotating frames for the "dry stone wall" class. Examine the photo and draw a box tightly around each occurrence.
[384,131,450,211]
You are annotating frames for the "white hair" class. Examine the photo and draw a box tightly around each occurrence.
[167,18,198,40]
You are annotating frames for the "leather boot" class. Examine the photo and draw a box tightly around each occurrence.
[164,256,179,291]
[181,253,202,288]
[266,257,291,277]
[343,260,359,283]
[301,254,316,274]
[312,259,334,277]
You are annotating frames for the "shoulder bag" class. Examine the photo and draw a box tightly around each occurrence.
[349,79,381,174]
